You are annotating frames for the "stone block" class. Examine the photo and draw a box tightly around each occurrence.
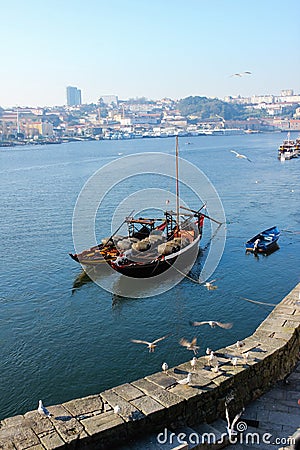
[63,395,102,417]
[132,378,181,408]
[2,416,25,428]
[130,396,165,417]
[145,372,178,389]
[83,410,124,436]
[40,429,66,450]
[113,383,144,402]
[12,426,40,450]
[100,390,144,422]
[24,411,54,435]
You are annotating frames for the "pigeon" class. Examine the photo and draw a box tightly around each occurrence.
[230,150,252,162]
[179,337,199,355]
[131,334,170,352]
[114,405,121,414]
[38,400,52,417]
[162,362,168,372]
[178,373,192,386]
[190,320,233,329]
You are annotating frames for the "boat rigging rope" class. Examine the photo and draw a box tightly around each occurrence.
[165,259,204,284]
[165,222,224,284]
[240,297,277,307]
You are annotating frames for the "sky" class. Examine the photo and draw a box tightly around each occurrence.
[0,0,299,107]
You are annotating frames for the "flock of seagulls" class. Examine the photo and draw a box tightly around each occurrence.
[37,325,248,425]
[129,321,248,382]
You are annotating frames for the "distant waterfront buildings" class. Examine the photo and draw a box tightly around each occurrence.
[66,86,82,106]
[1,88,300,144]
[98,95,118,106]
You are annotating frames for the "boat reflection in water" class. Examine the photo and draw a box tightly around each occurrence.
[251,242,280,259]
[72,264,112,293]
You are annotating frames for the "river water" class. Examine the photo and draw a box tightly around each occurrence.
[0,133,299,420]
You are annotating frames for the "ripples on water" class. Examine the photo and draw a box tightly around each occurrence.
[0,134,299,419]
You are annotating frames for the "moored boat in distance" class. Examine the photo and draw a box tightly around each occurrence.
[278,133,298,160]
[245,226,280,254]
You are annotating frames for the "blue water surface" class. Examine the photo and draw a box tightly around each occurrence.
[0,133,299,419]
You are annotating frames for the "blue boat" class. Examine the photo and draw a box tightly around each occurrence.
[245,226,280,254]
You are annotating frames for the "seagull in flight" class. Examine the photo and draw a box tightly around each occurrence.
[230,71,252,77]
[130,334,170,352]
[230,150,252,162]
[202,279,218,290]
[190,320,233,329]
[225,405,245,439]
[179,337,199,355]
[38,400,52,417]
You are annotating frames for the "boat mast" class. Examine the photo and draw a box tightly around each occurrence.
[175,135,180,228]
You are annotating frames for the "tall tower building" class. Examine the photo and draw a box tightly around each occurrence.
[66,86,82,106]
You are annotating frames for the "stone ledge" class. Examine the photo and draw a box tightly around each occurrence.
[1,283,299,450]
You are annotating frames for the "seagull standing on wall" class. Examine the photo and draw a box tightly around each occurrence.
[38,400,52,417]
[190,357,197,371]
[230,150,252,162]
[162,362,168,372]
[178,373,192,386]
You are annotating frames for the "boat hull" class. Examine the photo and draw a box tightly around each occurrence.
[245,226,280,254]
[109,234,201,278]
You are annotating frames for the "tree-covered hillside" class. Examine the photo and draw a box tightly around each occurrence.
[177,96,247,120]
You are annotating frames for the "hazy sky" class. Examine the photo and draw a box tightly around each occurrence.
[1,0,299,107]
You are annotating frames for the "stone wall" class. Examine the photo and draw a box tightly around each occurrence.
[1,283,299,450]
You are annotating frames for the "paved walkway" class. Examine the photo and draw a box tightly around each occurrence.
[116,361,300,449]
[225,360,300,450]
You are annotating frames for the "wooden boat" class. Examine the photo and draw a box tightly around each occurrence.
[69,216,168,266]
[245,226,280,254]
[107,136,220,278]
[109,210,205,278]
[70,136,220,277]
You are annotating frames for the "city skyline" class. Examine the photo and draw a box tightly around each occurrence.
[0,0,299,107]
